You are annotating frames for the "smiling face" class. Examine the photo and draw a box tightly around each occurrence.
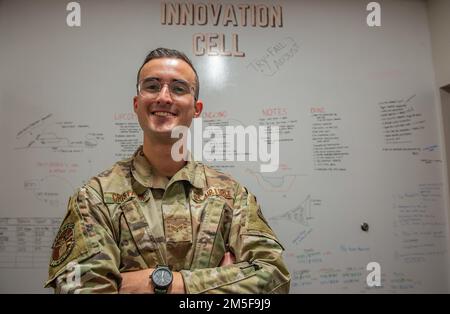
[133,58,203,143]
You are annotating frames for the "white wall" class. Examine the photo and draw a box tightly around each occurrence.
[427,0,450,266]
[441,90,450,248]
[427,0,450,87]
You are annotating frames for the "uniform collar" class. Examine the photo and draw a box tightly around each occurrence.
[131,146,206,190]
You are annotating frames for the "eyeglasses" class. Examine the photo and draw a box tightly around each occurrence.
[138,77,196,99]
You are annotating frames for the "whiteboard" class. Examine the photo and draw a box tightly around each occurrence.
[0,0,449,293]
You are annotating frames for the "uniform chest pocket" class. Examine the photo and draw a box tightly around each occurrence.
[190,197,232,269]
[163,201,194,270]
[119,199,164,269]
[117,212,152,271]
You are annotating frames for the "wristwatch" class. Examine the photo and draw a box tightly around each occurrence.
[150,265,173,294]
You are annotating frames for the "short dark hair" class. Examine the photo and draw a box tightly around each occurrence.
[136,47,200,100]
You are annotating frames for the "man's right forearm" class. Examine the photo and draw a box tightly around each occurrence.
[119,252,235,294]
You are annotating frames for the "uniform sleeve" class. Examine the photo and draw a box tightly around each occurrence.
[180,185,291,294]
[44,185,121,293]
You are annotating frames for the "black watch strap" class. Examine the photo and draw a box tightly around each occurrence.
[154,287,168,294]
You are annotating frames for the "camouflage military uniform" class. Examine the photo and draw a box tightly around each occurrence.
[45,146,290,293]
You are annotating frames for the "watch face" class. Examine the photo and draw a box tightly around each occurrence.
[152,268,173,287]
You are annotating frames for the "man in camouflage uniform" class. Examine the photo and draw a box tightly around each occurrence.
[45,48,290,293]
